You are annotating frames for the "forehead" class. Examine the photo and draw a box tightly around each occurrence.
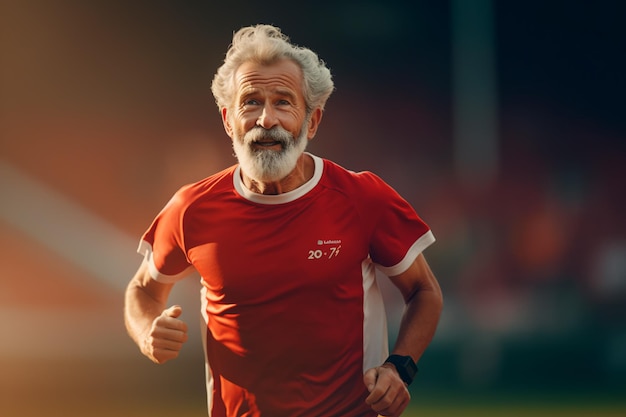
[234,59,304,96]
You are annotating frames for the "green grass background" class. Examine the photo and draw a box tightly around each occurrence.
[3,357,624,416]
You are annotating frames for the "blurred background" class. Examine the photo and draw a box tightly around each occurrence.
[1,0,624,416]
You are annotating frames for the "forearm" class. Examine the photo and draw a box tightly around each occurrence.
[124,262,173,349]
[124,283,166,347]
[363,279,441,415]
[392,286,443,363]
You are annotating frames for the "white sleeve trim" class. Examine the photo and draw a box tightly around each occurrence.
[375,230,436,277]
[137,240,196,283]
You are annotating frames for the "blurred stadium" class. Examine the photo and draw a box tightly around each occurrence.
[1,1,624,416]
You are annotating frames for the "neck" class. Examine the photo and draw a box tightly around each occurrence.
[241,153,314,195]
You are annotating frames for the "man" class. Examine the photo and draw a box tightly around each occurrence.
[124,24,443,417]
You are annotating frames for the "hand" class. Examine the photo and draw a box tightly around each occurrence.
[142,305,188,364]
[363,363,410,417]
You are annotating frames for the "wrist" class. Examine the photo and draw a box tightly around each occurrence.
[384,354,418,386]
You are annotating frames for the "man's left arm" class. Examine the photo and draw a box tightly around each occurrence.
[364,253,443,416]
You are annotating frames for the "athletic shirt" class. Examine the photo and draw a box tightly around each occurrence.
[139,154,435,417]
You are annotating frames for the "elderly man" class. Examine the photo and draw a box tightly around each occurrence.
[124,24,442,417]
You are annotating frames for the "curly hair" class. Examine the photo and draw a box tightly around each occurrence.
[211,24,334,114]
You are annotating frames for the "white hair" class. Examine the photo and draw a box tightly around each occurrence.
[211,24,335,114]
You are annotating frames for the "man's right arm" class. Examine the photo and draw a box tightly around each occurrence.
[124,260,189,364]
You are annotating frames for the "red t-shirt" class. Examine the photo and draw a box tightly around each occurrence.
[139,154,435,416]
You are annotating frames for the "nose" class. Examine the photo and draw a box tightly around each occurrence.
[256,104,278,129]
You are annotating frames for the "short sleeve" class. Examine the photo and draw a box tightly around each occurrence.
[363,173,435,276]
[138,191,195,283]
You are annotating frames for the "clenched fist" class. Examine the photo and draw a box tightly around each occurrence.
[142,305,189,364]
[364,363,410,417]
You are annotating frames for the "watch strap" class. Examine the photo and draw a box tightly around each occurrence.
[384,354,418,386]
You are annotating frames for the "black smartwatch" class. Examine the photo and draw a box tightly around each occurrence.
[384,354,418,386]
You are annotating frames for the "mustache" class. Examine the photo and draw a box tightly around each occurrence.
[244,126,293,145]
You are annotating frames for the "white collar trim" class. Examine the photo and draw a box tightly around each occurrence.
[233,153,323,205]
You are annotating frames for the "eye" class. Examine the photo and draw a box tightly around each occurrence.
[276,99,291,106]
[243,98,260,106]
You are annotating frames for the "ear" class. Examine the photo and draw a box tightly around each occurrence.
[221,107,234,138]
[306,108,324,140]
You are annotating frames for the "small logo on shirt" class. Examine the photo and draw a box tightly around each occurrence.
[317,239,342,245]
[310,239,342,260]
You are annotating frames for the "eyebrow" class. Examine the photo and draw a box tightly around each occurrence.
[239,87,298,102]
[273,88,297,101]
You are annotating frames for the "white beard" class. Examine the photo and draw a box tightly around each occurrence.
[232,123,309,183]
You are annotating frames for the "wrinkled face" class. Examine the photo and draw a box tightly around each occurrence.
[222,59,317,183]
